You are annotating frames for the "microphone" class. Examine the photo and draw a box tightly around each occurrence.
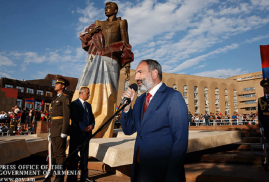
[119,83,138,107]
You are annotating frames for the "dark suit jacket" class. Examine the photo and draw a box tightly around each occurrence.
[121,83,189,182]
[70,99,95,138]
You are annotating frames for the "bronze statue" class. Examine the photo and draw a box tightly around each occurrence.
[73,2,133,138]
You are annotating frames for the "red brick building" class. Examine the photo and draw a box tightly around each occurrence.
[0,74,78,112]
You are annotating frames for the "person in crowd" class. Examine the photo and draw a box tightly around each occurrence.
[21,107,26,123]
[232,112,238,125]
[194,114,200,126]
[188,112,193,126]
[14,105,20,114]
[41,111,45,121]
[30,124,36,134]
[0,123,3,133]
[115,115,121,128]
[204,112,210,126]
[45,110,50,121]
[217,114,222,126]
[120,59,188,182]
[237,114,243,125]
[17,123,22,135]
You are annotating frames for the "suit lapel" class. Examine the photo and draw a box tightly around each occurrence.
[76,99,83,108]
[137,94,146,130]
[141,84,166,126]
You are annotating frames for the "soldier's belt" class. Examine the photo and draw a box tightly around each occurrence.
[263,112,269,115]
[10,125,14,126]
[51,116,64,120]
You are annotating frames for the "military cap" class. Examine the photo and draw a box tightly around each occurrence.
[55,75,70,87]
[260,45,269,87]
[261,78,269,87]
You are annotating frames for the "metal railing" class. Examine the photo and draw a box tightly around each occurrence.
[190,119,258,126]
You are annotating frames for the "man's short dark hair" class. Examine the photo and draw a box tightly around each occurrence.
[79,87,89,94]
[140,59,162,80]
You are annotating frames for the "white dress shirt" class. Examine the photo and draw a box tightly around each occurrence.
[79,98,87,108]
[147,81,163,104]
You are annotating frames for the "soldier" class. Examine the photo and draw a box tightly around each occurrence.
[258,78,269,142]
[9,117,17,136]
[50,75,70,182]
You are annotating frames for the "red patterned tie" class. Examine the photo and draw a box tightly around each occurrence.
[143,93,152,117]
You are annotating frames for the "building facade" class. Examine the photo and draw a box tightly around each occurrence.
[0,71,263,115]
[117,70,263,115]
[0,74,77,112]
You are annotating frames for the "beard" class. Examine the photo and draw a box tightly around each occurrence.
[138,74,154,92]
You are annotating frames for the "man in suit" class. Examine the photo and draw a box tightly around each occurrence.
[121,59,189,182]
[204,112,210,126]
[50,75,70,182]
[67,87,95,182]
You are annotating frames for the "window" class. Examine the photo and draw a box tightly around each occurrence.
[37,90,44,95]
[17,99,22,108]
[243,94,255,98]
[52,79,56,86]
[35,101,42,111]
[225,89,229,115]
[46,91,53,97]
[245,100,256,104]
[16,86,24,93]
[124,81,129,91]
[25,103,33,109]
[233,90,238,112]
[204,87,209,113]
[241,76,254,80]
[215,88,220,112]
[243,87,254,91]
[27,88,34,94]
[245,107,257,111]
[183,85,188,105]
[5,84,13,88]
[194,86,198,114]
[256,74,262,78]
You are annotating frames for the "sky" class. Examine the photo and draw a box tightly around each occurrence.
[1,0,269,81]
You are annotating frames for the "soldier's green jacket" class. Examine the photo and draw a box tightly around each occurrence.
[50,93,70,137]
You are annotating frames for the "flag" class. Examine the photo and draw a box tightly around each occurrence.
[25,98,34,104]
[38,100,44,107]
[260,45,269,79]
[15,111,22,121]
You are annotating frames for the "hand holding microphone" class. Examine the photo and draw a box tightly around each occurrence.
[120,83,138,112]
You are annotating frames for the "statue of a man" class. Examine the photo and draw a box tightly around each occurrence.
[73,2,133,138]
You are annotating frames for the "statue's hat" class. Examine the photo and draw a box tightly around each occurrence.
[260,45,269,87]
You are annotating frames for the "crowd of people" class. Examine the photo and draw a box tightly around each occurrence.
[0,105,49,136]
[188,112,258,126]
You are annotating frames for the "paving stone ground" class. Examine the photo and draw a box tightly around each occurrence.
[5,162,269,182]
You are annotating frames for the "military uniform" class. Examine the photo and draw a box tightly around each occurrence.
[50,92,70,164]
[258,96,269,141]
[9,118,17,136]
[49,75,70,182]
